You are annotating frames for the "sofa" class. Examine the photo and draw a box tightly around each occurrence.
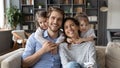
[0,42,120,68]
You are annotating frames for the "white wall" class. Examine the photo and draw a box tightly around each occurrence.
[107,0,120,29]
[11,0,20,9]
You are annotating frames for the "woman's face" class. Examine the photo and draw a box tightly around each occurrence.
[64,20,79,38]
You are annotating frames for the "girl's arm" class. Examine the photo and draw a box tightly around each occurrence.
[34,28,48,44]
[56,33,65,44]
[82,28,96,42]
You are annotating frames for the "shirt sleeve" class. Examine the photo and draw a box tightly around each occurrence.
[22,34,35,59]
[88,29,96,38]
[86,42,97,68]
[59,43,70,68]
[34,28,48,44]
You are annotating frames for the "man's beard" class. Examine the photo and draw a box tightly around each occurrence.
[50,27,59,32]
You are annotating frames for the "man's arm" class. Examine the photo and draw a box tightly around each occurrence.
[22,42,57,67]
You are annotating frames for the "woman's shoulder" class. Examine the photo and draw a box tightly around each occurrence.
[59,42,68,47]
[81,41,95,47]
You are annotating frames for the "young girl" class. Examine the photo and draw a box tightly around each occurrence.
[34,10,48,44]
[67,13,96,44]
[34,10,65,54]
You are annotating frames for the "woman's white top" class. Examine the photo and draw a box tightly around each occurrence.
[59,42,97,68]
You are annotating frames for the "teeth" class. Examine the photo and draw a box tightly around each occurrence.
[69,31,74,34]
[52,24,57,27]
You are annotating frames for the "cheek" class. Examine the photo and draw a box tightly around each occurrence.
[65,29,69,36]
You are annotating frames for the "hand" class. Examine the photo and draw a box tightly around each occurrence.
[75,38,84,44]
[67,38,73,43]
[41,42,57,53]
[50,47,58,54]
[50,43,59,54]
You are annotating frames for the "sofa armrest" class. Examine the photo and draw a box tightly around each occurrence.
[1,51,24,68]
[0,48,24,68]
[96,46,106,68]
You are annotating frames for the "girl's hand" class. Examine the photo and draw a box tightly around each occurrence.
[75,38,84,44]
[67,38,73,43]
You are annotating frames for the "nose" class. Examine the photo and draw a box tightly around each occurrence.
[53,18,58,24]
[83,25,86,28]
[68,26,72,30]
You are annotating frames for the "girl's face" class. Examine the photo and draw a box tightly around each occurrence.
[38,17,48,30]
[64,20,79,38]
[79,20,89,33]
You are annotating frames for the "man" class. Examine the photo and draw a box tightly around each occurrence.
[22,7,64,68]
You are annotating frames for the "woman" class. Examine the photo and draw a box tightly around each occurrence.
[59,17,97,68]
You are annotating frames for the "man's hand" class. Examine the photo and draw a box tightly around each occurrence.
[50,43,59,54]
[41,41,58,54]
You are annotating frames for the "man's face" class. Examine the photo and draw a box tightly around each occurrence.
[48,11,63,32]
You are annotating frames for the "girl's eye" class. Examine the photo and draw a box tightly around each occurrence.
[51,17,55,20]
[71,24,74,26]
[80,24,83,26]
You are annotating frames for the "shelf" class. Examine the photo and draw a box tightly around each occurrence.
[20,0,100,45]
[21,4,33,7]
[86,8,98,10]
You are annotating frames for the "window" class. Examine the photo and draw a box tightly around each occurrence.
[0,0,4,28]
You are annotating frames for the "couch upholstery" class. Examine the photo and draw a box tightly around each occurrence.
[0,48,24,68]
[0,42,120,68]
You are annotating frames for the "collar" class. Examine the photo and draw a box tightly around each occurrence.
[43,30,62,38]
[43,30,49,38]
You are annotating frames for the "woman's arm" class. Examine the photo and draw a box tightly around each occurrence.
[85,42,97,68]
[59,43,72,68]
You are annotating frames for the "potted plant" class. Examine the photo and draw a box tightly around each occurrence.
[37,3,43,9]
[6,6,23,29]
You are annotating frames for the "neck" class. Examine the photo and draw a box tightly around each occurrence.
[47,28,59,39]
[70,35,80,44]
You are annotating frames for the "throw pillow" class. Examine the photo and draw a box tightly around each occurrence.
[106,42,120,68]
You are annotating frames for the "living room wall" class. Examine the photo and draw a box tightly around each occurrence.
[107,0,120,29]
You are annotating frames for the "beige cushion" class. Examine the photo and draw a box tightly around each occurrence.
[1,51,24,68]
[0,48,24,68]
[96,46,106,68]
[106,42,120,68]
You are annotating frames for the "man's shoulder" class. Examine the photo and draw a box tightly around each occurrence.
[28,33,36,41]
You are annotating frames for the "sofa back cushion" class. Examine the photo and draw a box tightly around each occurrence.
[96,46,106,68]
[106,42,120,68]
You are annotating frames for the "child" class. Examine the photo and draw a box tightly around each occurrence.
[34,10,48,44]
[34,10,65,54]
[67,13,96,44]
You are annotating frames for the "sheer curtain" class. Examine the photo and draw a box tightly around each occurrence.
[0,0,4,28]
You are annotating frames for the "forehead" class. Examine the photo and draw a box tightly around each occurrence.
[38,17,46,21]
[65,20,75,26]
[79,20,88,24]
[50,11,63,18]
